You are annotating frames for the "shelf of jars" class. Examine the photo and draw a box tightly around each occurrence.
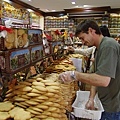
[44,16,68,29]
[44,16,75,32]
[74,17,109,26]
[109,13,120,37]
[44,16,110,34]
[109,28,120,36]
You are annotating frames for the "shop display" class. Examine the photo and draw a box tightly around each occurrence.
[5,30,16,49]
[0,28,28,50]
[109,14,120,37]
[0,28,43,50]
[10,49,30,70]
[1,1,29,25]
[31,45,43,63]
[44,17,68,29]
[44,30,66,41]
[4,73,69,119]
[1,55,80,119]
[16,29,28,48]
[28,29,42,45]
[49,41,63,55]
[0,1,44,78]
[0,48,30,73]
[29,12,40,28]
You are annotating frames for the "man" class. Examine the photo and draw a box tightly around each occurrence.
[67,25,111,73]
[59,20,120,120]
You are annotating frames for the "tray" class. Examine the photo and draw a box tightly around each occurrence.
[72,91,104,120]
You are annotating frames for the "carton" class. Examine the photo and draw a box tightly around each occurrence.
[72,91,104,120]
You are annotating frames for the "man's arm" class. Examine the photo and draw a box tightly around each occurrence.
[59,71,110,87]
[75,72,110,87]
[74,46,95,57]
[89,86,97,99]
[85,86,97,110]
[68,46,95,57]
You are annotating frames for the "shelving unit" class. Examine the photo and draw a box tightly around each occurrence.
[44,16,68,29]
[73,17,109,27]
[44,16,75,34]
[109,28,120,36]
[109,14,120,37]
[0,1,46,101]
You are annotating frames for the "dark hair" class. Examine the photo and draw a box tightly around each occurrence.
[60,29,65,33]
[99,25,110,37]
[75,19,101,36]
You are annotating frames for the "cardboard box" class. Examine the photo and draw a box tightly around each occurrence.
[72,91,104,120]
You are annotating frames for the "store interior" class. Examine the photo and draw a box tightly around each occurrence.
[0,0,120,120]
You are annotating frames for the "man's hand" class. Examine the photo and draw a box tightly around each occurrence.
[85,98,96,110]
[59,71,76,83]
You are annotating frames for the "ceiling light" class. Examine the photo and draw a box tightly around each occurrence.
[71,2,76,4]
[75,6,79,8]
[51,10,56,12]
[28,0,31,1]
[45,9,49,12]
[83,5,90,7]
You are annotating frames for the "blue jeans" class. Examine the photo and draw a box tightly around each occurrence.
[100,111,120,120]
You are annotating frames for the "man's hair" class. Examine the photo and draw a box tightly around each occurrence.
[75,19,102,36]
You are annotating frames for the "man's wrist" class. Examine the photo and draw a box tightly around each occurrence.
[89,97,94,101]
[70,71,77,81]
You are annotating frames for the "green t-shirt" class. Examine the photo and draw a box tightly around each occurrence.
[95,37,120,112]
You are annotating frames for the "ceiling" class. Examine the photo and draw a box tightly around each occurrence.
[20,0,120,13]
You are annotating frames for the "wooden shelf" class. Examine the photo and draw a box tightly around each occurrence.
[109,28,120,29]
[110,33,120,35]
